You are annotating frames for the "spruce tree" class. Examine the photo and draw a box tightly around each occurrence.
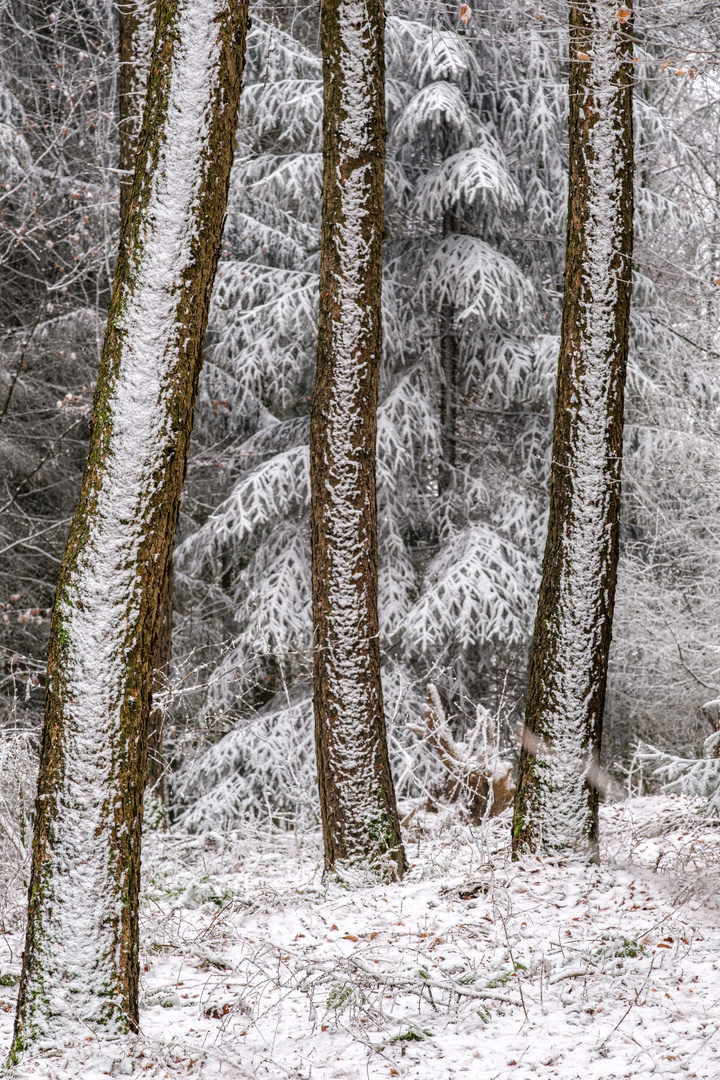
[310,0,406,881]
[10,0,248,1055]
[512,0,634,859]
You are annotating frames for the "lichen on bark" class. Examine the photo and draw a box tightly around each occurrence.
[10,0,248,1057]
[512,0,634,860]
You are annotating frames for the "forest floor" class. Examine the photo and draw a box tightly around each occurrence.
[2,794,720,1078]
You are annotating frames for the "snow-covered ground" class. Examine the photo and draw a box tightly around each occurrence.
[4,795,720,1078]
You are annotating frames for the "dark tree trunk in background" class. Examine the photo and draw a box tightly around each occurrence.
[438,210,458,497]
[310,0,406,882]
[10,0,249,1057]
[512,0,634,860]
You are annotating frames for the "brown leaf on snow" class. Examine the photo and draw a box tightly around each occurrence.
[459,4,472,23]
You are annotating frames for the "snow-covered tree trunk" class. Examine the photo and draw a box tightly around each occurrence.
[512,1,634,860]
[10,0,248,1056]
[119,0,172,799]
[310,0,406,881]
[119,0,156,224]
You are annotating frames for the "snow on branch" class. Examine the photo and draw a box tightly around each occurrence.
[407,684,514,821]
[402,524,537,657]
[392,81,479,148]
[177,445,310,571]
[414,147,522,222]
[232,520,312,653]
[244,19,321,83]
[636,725,720,817]
[174,697,317,832]
[385,18,479,88]
[241,79,323,151]
[422,235,534,326]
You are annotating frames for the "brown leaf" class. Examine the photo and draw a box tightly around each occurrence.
[459,4,472,23]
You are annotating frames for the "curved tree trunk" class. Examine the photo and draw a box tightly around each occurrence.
[10,0,248,1056]
[512,0,634,860]
[310,0,406,882]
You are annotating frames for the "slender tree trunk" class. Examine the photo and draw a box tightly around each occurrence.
[119,0,173,798]
[310,0,406,882]
[10,0,248,1056]
[438,210,457,497]
[119,0,156,226]
[512,0,634,860]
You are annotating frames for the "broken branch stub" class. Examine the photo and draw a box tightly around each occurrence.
[408,684,514,822]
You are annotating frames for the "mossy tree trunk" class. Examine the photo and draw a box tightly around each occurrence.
[10,0,248,1057]
[512,0,634,860]
[310,0,406,882]
[119,0,172,800]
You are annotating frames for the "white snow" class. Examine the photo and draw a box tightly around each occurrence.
[5,796,720,1077]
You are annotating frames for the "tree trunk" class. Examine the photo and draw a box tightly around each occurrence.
[147,558,172,801]
[119,0,172,798]
[438,211,457,497]
[119,0,156,226]
[512,0,634,860]
[10,0,248,1056]
[310,0,406,882]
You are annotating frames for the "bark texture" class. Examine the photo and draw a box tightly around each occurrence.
[512,0,634,859]
[119,0,172,798]
[119,0,156,226]
[11,0,248,1056]
[310,0,406,882]
[147,558,173,800]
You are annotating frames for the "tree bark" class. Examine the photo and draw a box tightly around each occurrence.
[119,0,156,226]
[10,0,248,1055]
[438,215,458,499]
[147,558,172,801]
[310,0,406,882]
[512,0,634,860]
[119,0,172,798]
